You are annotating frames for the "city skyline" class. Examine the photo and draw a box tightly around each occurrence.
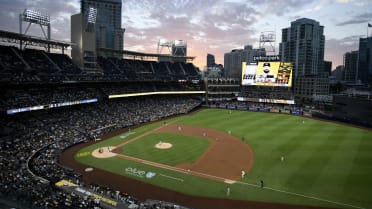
[0,0,371,70]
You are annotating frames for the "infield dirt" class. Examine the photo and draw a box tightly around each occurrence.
[60,121,335,209]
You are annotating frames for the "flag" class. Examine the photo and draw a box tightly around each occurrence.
[369,23,372,27]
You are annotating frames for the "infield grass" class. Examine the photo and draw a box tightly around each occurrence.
[121,133,210,165]
[75,108,372,209]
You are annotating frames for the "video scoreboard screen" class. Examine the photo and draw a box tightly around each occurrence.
[241,61,293,87]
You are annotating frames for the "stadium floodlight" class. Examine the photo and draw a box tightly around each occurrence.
[174,40,186,47]
[19,8,51,51]
[259,31,276,55]
[158,39,173,54]
[87,7,97,24]
[22,9,50,26]
[85,6,97,32]
[172,40,187,57]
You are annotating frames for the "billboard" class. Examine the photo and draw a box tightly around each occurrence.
[242,61,293,87]
[109,91,205,99]
[6,98,98,115]
[236,97,295,104]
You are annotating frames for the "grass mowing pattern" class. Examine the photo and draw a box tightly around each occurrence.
[75,109,372,209]
[121,133,210,166]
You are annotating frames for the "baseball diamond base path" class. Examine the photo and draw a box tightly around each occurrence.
[155,124,253,181]
[114,123,254,182]
[59,124,336,209]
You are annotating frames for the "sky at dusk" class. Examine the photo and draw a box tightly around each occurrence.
[0,0,371,70]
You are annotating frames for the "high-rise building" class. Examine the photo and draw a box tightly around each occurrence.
[343,51,359,82]
[224,49,242,78]
[280,18,325,78]
[71,0,125,69]
[294,75,329,100]
[71,13,97,69]
[358,36,372,84]
[331,65,345,83]
[324,60,332,75]
[224,45,265,78]
[207,53,215,67]
[81,0,124,50]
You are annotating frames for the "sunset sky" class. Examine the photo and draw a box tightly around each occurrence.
[1,0,371,70]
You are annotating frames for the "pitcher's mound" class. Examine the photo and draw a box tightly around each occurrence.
[92,146,117,158]
[155,141,172,149]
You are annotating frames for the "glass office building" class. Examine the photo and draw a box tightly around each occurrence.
[81,0,124,50]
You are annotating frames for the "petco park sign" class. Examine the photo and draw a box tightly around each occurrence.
[125,167,156,179]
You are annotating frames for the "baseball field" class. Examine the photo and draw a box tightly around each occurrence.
[65,108,372,209]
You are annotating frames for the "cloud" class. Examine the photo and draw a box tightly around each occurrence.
[334,0,370,7]
[296,5,322,14]
[336,12,372,26]
[354,1,367,6]
[123,0,262,68]
[0,0,79,41]
[249,0,315,16]
[336,0,353,3]
[0,0,365,70]
[121,0,324,68]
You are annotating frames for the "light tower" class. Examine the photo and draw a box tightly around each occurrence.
[172,40,187,62]
[85,6,97,32]
[71,5,98,70]
[157,39,187,62]
[157,39,173,54]
[259,31,276,55]
[19,9,51,51]
[172,40,187,57]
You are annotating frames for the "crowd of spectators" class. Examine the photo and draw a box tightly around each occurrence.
[0,45,201,84]
[208,100,300,113]
[1,94,202,209]
[0,82,203,112]
[0,86,98,111]
[239,86,294,101]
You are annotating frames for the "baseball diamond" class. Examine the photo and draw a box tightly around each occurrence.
[2,2,372,209]
[60,109,372,209]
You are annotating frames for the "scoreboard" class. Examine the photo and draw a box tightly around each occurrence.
[241,61,293,87]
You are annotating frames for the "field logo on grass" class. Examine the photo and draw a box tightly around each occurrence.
[146,172,156,179]
[125,167,156,179]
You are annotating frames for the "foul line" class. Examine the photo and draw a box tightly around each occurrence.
[115,122,238,182]
[160,173,184,182]
[113,122,366,209]
[116,153,230,182]
[237,181,366,209]
[115,124,167,148]
[120,152,366,209]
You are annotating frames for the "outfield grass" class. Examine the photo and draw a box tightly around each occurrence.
[75,109,372,209]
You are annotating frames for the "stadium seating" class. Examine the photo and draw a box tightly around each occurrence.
[0,93,201,209]
[0,52,202,207]
[239,86,294,100]
[183,63,199,78]
[151,61,172,80]
[168,62,186,80]
[0,45,40,82]
[97,56,123,76]
[0,45,201,83]
[21,49,60,74]
[48,53,82,75]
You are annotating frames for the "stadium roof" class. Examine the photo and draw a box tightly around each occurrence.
[0,30,195,61]
[97,47,195,62]
[0,30,71,50]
